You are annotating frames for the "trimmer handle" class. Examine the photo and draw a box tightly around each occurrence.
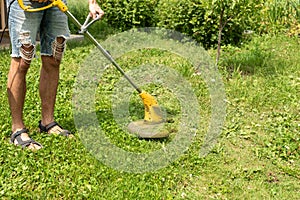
[17,0,68,12]
[78,14,101,33]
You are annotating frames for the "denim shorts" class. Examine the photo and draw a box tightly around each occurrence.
[7,0,70,57]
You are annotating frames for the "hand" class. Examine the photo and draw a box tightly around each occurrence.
[88,0,104,19]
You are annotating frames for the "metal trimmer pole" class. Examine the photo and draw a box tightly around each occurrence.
[65,11,142,94]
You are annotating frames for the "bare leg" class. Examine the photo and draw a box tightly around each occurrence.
[39,37,70,135]
[39,55,60,126]
[7,58,28,130]
[7,47,41,150]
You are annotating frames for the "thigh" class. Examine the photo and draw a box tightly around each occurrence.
[39,0,70,56]
[8,0,44,57]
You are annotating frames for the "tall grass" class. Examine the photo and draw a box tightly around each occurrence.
[259,0,300,34]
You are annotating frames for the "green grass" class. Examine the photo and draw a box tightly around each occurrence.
[0,34,299,199]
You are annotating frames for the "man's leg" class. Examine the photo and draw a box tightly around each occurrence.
[7,46,41,150]
[39,37,70,135]
[39,55,59,126]
[38,2,71,135]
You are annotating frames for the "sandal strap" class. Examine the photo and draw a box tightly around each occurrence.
[39,120,71,136]
[10,128,29,143]
[46,121,61,132]
[39,120,61,132]
[18,138,42,149]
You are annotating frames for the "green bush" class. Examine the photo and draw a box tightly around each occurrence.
[156,0,208,46]
[67,0,299,48]
[99,0,261,48]
[102,0,159,31]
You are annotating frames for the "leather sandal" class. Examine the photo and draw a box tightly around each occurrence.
[38,120,72,136]
[10,128,43,149]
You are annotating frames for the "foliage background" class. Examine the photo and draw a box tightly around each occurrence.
[69,0,300,48]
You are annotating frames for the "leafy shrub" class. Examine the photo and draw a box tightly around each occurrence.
[200,0,265,49]
[156,0,208,46]
[100,0,263,48]
[67,0,299,48]
[101,0,159,31]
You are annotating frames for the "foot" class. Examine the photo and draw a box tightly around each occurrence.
[10,128,43,150]
[39,120,73,137]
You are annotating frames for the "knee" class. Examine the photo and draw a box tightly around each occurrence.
[19,44,34,70]
[52,36,67,63]
[19,31,35,68]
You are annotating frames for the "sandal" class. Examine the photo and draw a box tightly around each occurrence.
[10,128,43,149]
[38,120,72,136]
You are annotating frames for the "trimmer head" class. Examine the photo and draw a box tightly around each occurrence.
[128,120,168,139]
[127,91,169,139]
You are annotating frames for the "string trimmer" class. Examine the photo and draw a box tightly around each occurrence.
[17,0,168,138]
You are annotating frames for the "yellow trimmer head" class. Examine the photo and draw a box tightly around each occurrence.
[139,91,164,123]
[127,91,168,139]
